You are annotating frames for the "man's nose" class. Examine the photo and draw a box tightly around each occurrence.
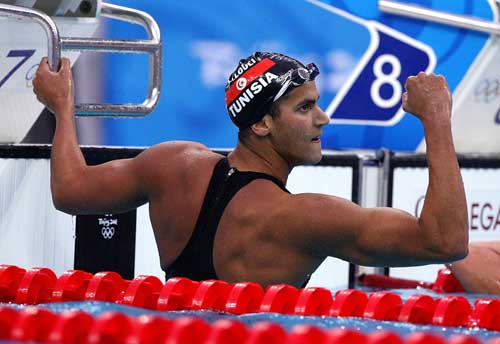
[315,107,330,127]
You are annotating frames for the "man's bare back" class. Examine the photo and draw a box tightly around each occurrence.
[129,141,322,287]
[32,52,469,288]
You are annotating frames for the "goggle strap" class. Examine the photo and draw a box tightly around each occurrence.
[273,79,292,102]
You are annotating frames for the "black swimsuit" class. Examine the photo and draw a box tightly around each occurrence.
[164,157,289,281]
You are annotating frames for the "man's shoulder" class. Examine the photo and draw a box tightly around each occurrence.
[133,141,224,190]
[148,140,212,155]
[139,140,218,163]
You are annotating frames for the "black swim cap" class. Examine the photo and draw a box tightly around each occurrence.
[225,52,320,128]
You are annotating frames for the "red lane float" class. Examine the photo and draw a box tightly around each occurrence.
[468,298,500,331]
[433,269,466,293]
[398,294,436,324]
[157,277,200,311]
[167,316,210,344]
[86,311,133,344]
[287,324,327,344]
[244,322,286,344]
[84,271,128,302]
[326,328,367,344]
[15,268,57,304]
[51,270,93,302]
[191,280,231,311]
[432,296,471,327]
[121,275,163,309]
[363,291,402,321]
[126,314,172,344]
[10,307,56,342]
[406,332,447,344]
[0,306,493,344]
[46,310,94,344]
[366,330,404,344]
[0,307,18,339]
[3,263,500,338]
[225,282,264,314]
[260,284,299,314]
[205,319,248,344]
[329,289,368,317]
[294,287,333,316]
[448,335,482,344]
[359,268,465,294]
[0,265,26,303]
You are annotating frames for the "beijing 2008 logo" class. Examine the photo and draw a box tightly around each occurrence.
[101,226,115,239]
[98,217,118,239]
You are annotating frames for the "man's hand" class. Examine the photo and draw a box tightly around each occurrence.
[32,57,74,116]
[402,72,452,124]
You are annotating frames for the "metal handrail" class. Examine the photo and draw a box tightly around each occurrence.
[379,0,500,36]
[0,2,162,116]
[0,3,61,71]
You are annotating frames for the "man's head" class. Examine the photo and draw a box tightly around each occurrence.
[226,52,329,166]
[225,52,320,129]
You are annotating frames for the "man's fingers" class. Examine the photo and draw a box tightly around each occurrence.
[404,75,416,90]
[402,92,408,104]
[401,92,408,112]
[59,58,71,75]
[36,57,50,78]
[61,57,70,67]
[59,57,71,71]
[39,57,49,70]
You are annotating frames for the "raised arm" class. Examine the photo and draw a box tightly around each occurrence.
[282,73,468,266]
[32,57,148,214]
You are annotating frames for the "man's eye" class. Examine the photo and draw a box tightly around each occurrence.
[299,103,312,112]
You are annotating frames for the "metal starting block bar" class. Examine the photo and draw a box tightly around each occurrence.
[378,0,500,35]
[0,0,162,116]
[1,0,99,17]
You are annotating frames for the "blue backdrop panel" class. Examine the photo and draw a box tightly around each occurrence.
[103,0,493,151]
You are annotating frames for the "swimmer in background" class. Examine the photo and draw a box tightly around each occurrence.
[32,52,468,288]
[447,241,500,294]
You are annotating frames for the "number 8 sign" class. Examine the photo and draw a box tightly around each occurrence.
[326,21,436,126]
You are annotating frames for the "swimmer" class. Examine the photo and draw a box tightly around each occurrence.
[32,52,468,288]
[447,241,500,294]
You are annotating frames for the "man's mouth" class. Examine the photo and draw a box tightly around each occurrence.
[311,137,321,143]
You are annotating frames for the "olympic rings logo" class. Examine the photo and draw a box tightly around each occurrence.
[236,77,247,91]
[101,226,115,239]
[474,78,500,103]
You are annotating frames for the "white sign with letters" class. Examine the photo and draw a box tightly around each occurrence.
[390,167,500,281]
[0,17,99,143]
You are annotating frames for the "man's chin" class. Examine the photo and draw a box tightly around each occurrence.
[302,154,323,166]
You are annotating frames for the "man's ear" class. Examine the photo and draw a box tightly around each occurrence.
[250,114,273,137]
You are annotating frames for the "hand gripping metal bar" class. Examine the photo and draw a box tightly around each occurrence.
[379,0,500,36]
[0,2,162,117]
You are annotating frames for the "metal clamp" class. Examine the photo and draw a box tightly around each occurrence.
[379,0,500,36]
[0,2,162,116]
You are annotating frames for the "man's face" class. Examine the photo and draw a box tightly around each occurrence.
[268,81,330,166]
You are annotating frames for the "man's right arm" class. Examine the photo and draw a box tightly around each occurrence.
[33,57,150,214]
